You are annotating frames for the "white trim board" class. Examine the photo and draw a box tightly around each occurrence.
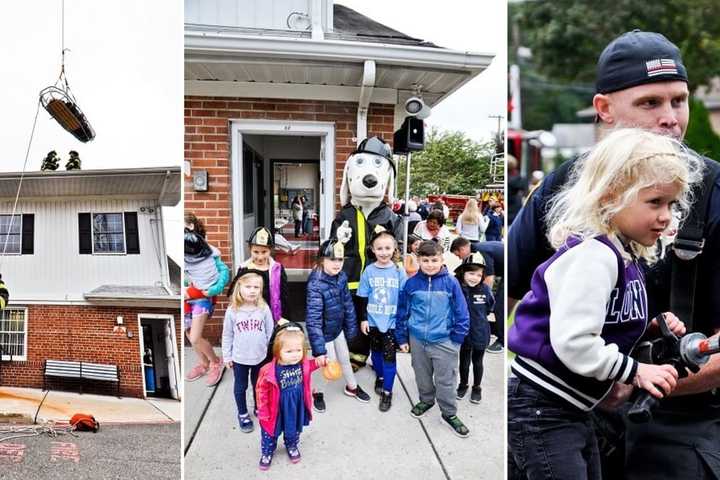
[185,80,397,104]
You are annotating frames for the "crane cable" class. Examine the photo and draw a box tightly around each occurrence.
[0,100,40,273]
[0,0,65,271]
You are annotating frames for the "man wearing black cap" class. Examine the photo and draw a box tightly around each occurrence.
[508,30,720,479]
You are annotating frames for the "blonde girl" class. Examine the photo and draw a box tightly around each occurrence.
[222,271,274,434]
[255,323,321,470]
[507,128,702,479]
[456,198,489,241]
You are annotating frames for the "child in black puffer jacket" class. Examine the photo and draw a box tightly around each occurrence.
[454,252,495,404]
[305,238,370,413]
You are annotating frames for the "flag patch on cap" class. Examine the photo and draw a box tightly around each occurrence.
[646,58,678,77]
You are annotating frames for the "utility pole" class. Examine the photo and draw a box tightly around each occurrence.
[488,114,504,136]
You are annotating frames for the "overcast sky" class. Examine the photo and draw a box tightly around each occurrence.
[0,1,184,263]
[338,0,507,142]
[0,1,506,266]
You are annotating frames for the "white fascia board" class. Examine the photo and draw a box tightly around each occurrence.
[185,32,494,72]
[185,80,397,104]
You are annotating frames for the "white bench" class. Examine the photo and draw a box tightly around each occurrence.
[44,359,121,397]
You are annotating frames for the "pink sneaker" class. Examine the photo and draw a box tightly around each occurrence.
[185,364,208,382]
[205,361,225,386]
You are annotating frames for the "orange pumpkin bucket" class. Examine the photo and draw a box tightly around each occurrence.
[322,360,343,381]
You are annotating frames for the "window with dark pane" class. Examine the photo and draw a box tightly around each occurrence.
[92,213,126,253]
[0,215,21,254]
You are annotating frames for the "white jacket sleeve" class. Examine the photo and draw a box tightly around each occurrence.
[221,308,235,363]
[545,239,636,383]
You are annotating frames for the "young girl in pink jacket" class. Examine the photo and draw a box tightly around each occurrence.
[255,323,320,470]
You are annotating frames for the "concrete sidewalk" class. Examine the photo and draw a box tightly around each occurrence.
[0,387,180,425]
[184,346,504,480]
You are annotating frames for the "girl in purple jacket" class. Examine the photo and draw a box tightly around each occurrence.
[507,129,701,479]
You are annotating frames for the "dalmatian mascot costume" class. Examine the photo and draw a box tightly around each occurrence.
[330,136,404,369]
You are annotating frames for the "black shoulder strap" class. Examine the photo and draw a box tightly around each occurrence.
[670,157,720,330]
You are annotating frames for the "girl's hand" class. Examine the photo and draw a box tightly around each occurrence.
[399,343,409,353]
[201,290,209,297]
[226,361,233,369]
[360,321,370,335]
[650,312,686,337]
[634,363,678,398]
[316,355,328,367]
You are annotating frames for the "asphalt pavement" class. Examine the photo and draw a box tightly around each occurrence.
[0,423,181,480]
[184,343,505,480]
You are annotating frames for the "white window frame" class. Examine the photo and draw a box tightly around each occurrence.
[0,214,23,255]
[91,212,126,255]
[0,306,28,361]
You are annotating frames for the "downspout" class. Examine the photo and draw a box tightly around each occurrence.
[311,0,324,41]
[357,60,376,145]
[156,170,172,294]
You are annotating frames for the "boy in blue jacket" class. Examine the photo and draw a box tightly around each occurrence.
[396,241,471,437]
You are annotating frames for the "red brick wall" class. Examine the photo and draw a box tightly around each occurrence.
[0,305,181,398]
[184,96,395,344]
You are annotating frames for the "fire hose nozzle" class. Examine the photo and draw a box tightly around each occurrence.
[680,332,713,368]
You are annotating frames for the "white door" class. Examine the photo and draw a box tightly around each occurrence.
[164,319,179,400]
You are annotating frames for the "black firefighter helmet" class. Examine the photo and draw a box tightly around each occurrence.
[354,136,396,176]
[454,251,486,276]
[184,229,212,257]
[318,238,345,260]
[247,226,274,248]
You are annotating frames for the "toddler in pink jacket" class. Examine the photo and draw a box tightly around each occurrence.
[255,323,320,470]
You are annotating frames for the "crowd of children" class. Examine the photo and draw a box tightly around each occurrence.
[185,212,495,470]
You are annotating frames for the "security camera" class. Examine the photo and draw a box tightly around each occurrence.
[404,97,431,120]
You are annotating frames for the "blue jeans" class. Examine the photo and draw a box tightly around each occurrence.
[507,378,601,480]
[233,362,260,416]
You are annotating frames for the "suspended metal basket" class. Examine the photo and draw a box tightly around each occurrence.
[39,85,95,143]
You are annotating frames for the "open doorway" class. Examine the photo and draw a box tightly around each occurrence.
[233,122,335,323]
[272,160,320,270]
[139,315,180,400]
[241,134,323,279]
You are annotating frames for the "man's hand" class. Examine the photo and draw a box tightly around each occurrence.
[360,321,370,335]
[649,312,686,337]
[336,220,353,244]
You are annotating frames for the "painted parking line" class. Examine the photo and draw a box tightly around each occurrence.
[50,442,80,463]
[0,443,25,464]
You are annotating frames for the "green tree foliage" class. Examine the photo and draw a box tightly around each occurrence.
[513,0,720,91]
[396,128,494,198]
[685,97,720,161]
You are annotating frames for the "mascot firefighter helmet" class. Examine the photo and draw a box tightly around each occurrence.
[184,229,212,257]
[354,137,395,173]
[318,238,345,260]
[247,226,274,248]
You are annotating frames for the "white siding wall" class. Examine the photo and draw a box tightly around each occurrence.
[0,199,166,302]
[185,0,331,31]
